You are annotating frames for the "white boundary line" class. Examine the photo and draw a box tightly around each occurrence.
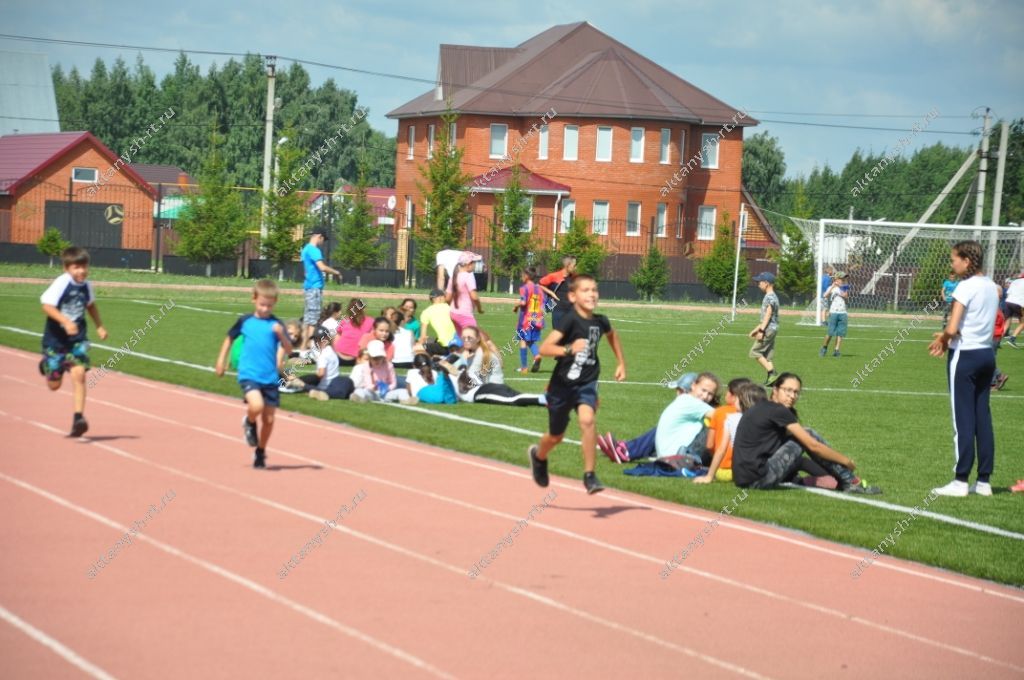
[0,468,454,680]
[0,603,119,680]
[130,300,237,316]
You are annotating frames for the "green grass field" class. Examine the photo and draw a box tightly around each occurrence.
[2,266,1022,586]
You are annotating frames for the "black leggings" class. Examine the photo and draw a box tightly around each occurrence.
[473,383,543,406]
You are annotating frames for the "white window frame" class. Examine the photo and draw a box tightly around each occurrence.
[700,133,719,169]
[676,204,684,238]
[657,203,667,237]
[405,196,413,228]
[490,123,508,159]
[538,124,549,160]
[427,124,435,159]
[592,200,609,235]
[626,202,641,236]
[407,125,415,160]
[679,130,687,165]
[560,199,575,233]
[660,128,671,164]
[596,126,613,162]
[630,127,645,163]
[698,206,716,240]
[563,125,579,161]
[72,167,98,183]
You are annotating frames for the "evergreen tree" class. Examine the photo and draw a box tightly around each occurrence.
[37,228,71,267]
[695,215,746,299]
[175,132,250,276]
[630,244,669,301]
[334,161,388,284]
[549,217,607,277]
[774,224,815,301]
[413,109,473,277]
[909,239,950,305]
[262,130,310,279]
[495,165,534,291]
[742,131,787,210]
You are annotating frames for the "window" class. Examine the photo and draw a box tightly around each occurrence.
[701,133,719,169]
[407,126,415,160]
[596,126,612,162]
[490,123,508,159]
[592,201,609,235]
[660,128,671,164]
[657,203,667,237]
[563,125,578,160]
[676,204,684,238]
[72,167,97,183]
[626,202,641,236]
[630,128,644,162]
[538,125,548,159]
[405,196,413,228]
[449,122,457,149]
[679,131,687,164]
[560,199,575,233]
[698,206,716,240]
[427,124,435,159]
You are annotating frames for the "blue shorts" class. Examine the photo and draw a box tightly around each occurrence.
[517,326,542,343]
[827,313,848,337]
[545,380,599,436]
[239,380,281,407]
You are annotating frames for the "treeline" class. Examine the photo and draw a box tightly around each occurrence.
[51,53,396,189]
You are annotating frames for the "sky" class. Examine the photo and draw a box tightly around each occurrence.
[2,0,1022,180]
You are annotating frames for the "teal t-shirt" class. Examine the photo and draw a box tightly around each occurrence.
[655,394,714,458]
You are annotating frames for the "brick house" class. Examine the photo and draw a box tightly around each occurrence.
[0,131,157,251]
[387,22,778,279]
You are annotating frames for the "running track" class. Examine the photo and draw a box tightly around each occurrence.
[0,347,1021,679]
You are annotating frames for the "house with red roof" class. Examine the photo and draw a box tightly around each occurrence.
[0,131,156,251]
[388,21,778,271]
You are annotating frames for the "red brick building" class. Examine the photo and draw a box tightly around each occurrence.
[387,22,778,272]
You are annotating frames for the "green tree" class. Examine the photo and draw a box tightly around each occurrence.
[262,131,310,279]
[175,132,250,276]
[774,224,815,301]
[909,239,950,305]
[695,215,746,299]
[334,162,388,284]
[742,131,787,210]
[550,217,607,277]
[630,244,669,301]
[413,109,473,277]
[37,228,71,267]
[495,165,534,291]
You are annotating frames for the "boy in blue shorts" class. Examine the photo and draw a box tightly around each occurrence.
[39,246,108,436]
[528,275,626,494]
[819,272,849,357]
[512,266,546,374]
[215,279,293,468]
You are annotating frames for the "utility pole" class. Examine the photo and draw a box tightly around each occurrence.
[973,107,990,239]
[987,120,1009,273]
[260,55,278,242]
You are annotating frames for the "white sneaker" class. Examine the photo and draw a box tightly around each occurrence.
[932,480,969,497]
[970,481,993,496]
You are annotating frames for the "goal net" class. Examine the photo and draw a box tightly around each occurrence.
[788,218,1024,325]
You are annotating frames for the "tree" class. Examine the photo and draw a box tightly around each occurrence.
[695,215,746,299]
[549,217,607,277]
[774,224,815,301]
[334,161,388,284]
[261,132,310,279]
[413,108,473,277]
[37,228,71,267]
[174,132,250,276]
[742,131,787,211]
[495,164,534,291]
[909,239,950,305]
[630,245,669,301]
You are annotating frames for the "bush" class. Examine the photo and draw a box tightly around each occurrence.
[37,227,70,267]
[695,220,747,298]
[550,217,607,277]
[630,245,669,300]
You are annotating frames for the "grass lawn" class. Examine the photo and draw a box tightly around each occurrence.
[1,272,1022,586]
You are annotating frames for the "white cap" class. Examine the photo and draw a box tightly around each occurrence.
[367,340,386,358]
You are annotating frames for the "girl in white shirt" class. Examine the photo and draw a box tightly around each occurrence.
[928,240,999,497]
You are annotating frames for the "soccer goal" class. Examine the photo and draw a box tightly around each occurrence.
[786,218,1024,325]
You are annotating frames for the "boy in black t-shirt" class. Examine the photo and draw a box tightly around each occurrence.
[528,275,626,494]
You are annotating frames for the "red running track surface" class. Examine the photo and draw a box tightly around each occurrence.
[0,347,1021,679]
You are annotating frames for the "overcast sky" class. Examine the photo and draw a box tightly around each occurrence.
[3,0,1021,179]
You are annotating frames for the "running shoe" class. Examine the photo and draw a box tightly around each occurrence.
[842,478,882,495]
[243,416,258,446]
[530,357,542,373]
[969,481,992,496]
[70,415,88,438]
[819,347,827,357]
[528,445,548,487]
[583,471,605,495]
[1006,335,1019,348]
[993,374,1009,391]
[253,447,266,469]
[833,350,841,358]
[931,480,969,497]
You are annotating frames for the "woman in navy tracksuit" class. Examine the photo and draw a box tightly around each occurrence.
[928,241,999,497]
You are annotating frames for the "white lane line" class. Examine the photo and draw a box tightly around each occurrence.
[0,470,455,680]
[0,604,119,680]
[9,393,1024,675]
[3,420,767,680]
[130,300,238,316]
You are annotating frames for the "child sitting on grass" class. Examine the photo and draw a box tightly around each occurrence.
[694,378,752,484]
[350,340,416,404]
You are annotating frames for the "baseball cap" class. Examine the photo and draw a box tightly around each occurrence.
[458,251,483,265]
[366,340,386,358]
[429,288,446,299]
[834,270,847,279]
[667,372,697,391]
[753,272,776,283]
[311,227,329,240]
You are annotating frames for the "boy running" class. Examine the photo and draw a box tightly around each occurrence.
[39,246,108,436]
[215,280,293,468]
[528,275,626,494]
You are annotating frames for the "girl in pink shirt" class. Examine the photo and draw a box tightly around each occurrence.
[358,316,396,362]
[334,298,373,364]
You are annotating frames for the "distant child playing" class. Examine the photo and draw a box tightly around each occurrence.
[512,266,546,374]
[528,275,626,494]
[215,279,294,468]
[819,272,849,357]
[748,271,779,385]
[39,246,108,436]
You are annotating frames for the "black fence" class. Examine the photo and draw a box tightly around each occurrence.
[0,242,150,269]
[162,255,238,277]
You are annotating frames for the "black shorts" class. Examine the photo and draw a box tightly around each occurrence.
[1007,302,1022,320]
[239,380,281,407]
[545,380,599,436]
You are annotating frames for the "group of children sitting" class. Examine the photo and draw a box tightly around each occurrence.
[597,370,881,494]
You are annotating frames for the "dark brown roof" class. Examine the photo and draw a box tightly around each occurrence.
[133,163,195,188]
[388,22,756,127]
